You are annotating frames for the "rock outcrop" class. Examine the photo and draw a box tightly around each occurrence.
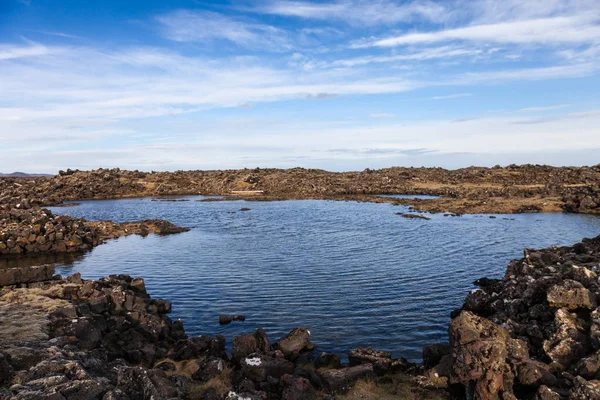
[421,234,600,399]
[0,204,189,256]
[2,164,600,214]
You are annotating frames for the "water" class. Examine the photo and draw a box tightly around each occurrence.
[377,194,440,200]
[43,197,600,361]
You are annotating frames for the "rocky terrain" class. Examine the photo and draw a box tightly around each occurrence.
[0,203,189,256]
[2,234,600,399]
[0,164,599,215]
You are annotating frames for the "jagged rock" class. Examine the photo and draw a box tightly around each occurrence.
[449,311,515,399]
[568,376,600,399]
[543,308,592,370]
[348,347,392,375]
[315,353,342,370]
[422,354,452,389]
[575,349,600,379]
[318,364,375,393]
[534,385,561,400]
[117,367,179,399]
[275,328,314,361]
[281,375,317,400]
[422,344,451,369]
[232,329,270,363]
[516,360,557,387]
[547,280,597,310]
[239,355,295,383]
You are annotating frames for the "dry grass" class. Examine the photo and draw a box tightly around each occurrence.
[339,377,449,400]
[188,366,232,400]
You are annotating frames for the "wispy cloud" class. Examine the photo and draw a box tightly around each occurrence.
[0,42,55,60]
[156,10,291,50]
[430,93,472,100]
[358,16,600,48]
[255,0,448,26]
[518,104,571,113]
[327,46,483,68]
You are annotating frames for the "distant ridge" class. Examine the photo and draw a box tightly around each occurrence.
[0,172,53,177]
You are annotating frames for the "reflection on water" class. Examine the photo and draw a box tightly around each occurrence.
[0,252,84,270]
[41,197,600,361]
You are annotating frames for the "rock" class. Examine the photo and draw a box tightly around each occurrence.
[117,367,179,399]
[449,311,515,399]
[129,278,146,294]
[231,329,270,363]
[281,375,317,400]
[0,264,55,286]
[3,347,45,370]
[534,385,561,400]
[318,364,375,393]
[275,328,314,361]
[219,314,246,325]
[547,280,597,310]
[575,349,600,379]
[348,347,392,375]
[239,355,295,383]
[516,360,557,387]
[315,353,342,370]
[543,308,592,370]
[569,376,600,399]
[422,343,451,369]
[0,353,13,385]
[395,212,431,220]
[422,354,452,389]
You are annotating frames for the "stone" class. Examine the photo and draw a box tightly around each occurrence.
[449,311,515,399]
[318,364,375,393]
[315,353,342,370]
[348,347,392,375]
[275,328,314,361]
[547,280,597,310]
[534,385,561,400]
[231,329,270,363]
[422,343,451,369]
[239,355,295,383]
[281,375,317,400]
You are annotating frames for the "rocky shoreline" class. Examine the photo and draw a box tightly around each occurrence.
[1,234,600,399]
[1,165,600,399]
[1,165,599,215]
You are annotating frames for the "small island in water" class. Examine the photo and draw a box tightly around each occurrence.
[1,166,600,399]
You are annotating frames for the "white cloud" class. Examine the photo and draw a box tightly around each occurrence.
[360,16,600,48]
[156,10,292,50]
[518,104,571,113]
[256,0,448,26]
[328,46,483,68]
[430,93,472,100]
[0,43,55,60]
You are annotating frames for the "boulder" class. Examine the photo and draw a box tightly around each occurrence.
[422,343,451,369]
[231,329,270,363]
[318,364,375,393]
[449,311,515,399]
[547,280,597,310]
[281,375,317,400]
[348,347,392,375]
[275,328,314,361]
[239,355,295,383]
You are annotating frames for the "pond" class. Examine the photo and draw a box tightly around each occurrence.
[45,197,600,361]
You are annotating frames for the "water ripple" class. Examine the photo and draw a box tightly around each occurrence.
[48,198,600,361]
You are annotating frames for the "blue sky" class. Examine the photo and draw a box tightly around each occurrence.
[1,0,599,172]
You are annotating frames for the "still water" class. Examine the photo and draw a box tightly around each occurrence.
[46,197,600,361]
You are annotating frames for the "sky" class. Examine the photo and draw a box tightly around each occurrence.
[1,0,599,173]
